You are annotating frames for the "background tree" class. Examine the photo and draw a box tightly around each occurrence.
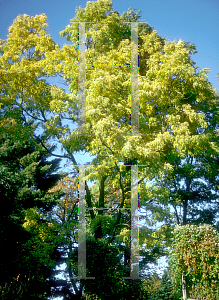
[70,238,143,300]
[0,129,64,299]
[169,224,219,300]
[46,175,83,298]
[141,270,175,300]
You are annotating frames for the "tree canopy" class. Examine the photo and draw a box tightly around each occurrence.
[0,0,219,298]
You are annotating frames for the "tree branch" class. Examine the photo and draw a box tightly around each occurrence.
[172,203,180,224]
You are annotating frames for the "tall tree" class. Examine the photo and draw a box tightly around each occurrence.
[1,0,218,298]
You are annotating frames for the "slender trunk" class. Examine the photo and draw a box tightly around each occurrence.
[183,199,188,225]
[183,175,191,225]
[68,241,83,297]
[182,273,187,300]
[173,204,180,224]
[110,158,132,241]
[95,175,107,239]
[98,175,107,215]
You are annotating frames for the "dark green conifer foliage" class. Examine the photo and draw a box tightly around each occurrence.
[0,133,64,299]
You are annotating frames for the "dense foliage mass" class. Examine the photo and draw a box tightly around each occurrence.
[169,224,219,299]
[0,0,219,299]
[0,132,64,298]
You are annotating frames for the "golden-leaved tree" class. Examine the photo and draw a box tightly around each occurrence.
[1,0,219,298]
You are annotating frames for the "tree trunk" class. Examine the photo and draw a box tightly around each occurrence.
[182,272,187,300]
[183,199,188,225]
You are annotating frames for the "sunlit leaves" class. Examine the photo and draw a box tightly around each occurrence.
[23,207,58,267]
[169,224,219,299]
[1,1,219,298]
[0,13,60,140]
